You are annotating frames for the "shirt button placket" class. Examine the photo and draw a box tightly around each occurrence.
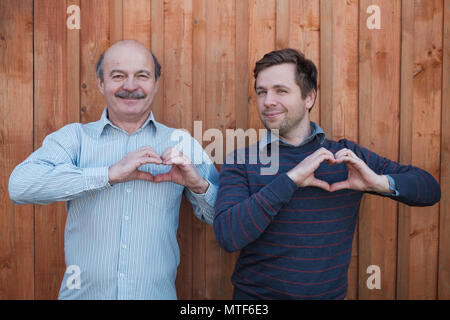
[117,135,136,299]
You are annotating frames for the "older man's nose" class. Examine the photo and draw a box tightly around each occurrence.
[122,77,139,91]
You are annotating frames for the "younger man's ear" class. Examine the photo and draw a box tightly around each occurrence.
[305,89,317,111]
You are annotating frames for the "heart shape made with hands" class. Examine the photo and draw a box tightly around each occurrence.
[142,147,196,185]
[108,146,200,188]
[290,147,387,193]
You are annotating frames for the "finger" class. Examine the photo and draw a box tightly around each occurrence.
[137,156,163,166]
[135,170,155,182]
[311,147,334,159]
[140,149,162,162]
[318,148,339,164]
[333,155,359,166]
[163,155,190,166]
[309,178,331,191]
[160,147,182,162]
[137,146,158,155]
[330,180,351,192]
[153,171,172,183]
[315,153,336,167]
[334,148,349,159]
[335,148,359,161]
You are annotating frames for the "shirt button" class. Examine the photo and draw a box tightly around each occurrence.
[124,216,129,220]
[122,244,127,249]
[126,188,131,193]
[119,273,125,278]
[90,184,95,189]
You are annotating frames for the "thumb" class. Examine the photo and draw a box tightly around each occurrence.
[330,180,351,192]
[309,178,331,192]
[135,170,155,182]
[153,171,172,183]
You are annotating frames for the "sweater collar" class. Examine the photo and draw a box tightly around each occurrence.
[258,121,326,152]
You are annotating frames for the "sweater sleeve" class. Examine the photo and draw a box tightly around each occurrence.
[341,139,441,207]
[213,162,298,253]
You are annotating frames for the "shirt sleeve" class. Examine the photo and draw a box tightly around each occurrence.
[213,160,298,253]
[183,138,219,225]
[8,124,111,205]
[341,139,441,206]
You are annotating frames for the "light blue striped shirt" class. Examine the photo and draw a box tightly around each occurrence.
[8,109,218,300]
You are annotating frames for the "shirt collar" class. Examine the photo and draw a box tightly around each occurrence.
[95,108,157,137]
[258,121,326,151]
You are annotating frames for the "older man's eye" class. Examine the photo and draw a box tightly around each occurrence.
[112,74,124,79]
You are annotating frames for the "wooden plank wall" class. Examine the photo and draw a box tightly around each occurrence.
[0,0,447,300]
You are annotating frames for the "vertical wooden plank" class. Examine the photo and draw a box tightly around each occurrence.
[235,0,249,132]
[0,0,34,299]
[34,0,80,299]
[320,0,358,140]
[191,0,207,300]
[276,0,290,50]
[150,0,165,120]
[288,0,320,124]
[123,0,151,46]
[163,0,194,300]
[398,0,442,299]
[67,0,81,124]
[109,0,123,43]
[438,0,450,300]
[247,0,276,131]
[320,0,359,299]
[80,0,112,124]
[204,0,238,300]
[163,0,193,130]
[358,0,401,300]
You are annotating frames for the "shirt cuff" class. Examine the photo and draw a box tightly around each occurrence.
[82,167,112,191]
[381,174,399,196]
[186,179,217,207]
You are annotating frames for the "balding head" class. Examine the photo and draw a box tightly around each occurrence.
[96,40,161,82]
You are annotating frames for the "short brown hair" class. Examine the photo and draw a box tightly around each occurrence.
[254,48,317,104]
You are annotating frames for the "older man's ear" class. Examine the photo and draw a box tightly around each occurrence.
[97,77,105,95]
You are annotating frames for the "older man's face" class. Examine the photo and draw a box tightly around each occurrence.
[98,43,158,124]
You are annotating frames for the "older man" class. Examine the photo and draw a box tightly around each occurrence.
[9,40,218,299]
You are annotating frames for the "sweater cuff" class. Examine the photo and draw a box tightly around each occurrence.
[265,173,298,205]
[385,173,415,201]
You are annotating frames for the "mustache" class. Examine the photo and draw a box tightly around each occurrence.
[115,90,147,99]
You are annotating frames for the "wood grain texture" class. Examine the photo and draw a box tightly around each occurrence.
[287,0,320,124]
[162,0,194,299]
[0,0,34,299]
[80,0,111,124]
[247,0,276,131]
[438,0,450,300]
[398,0,442,299]
[0,0,447,300]
[358,0,401,300]
[204,0,238,300]
[191,0,207,300]
[320,0,359,299]
[123,0,150,46]
[33,0,78,299]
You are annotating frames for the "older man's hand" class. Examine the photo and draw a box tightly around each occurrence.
[108,146,162,185]
[153,147,210,194]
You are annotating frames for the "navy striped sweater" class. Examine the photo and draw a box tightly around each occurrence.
[213,135,440,300]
